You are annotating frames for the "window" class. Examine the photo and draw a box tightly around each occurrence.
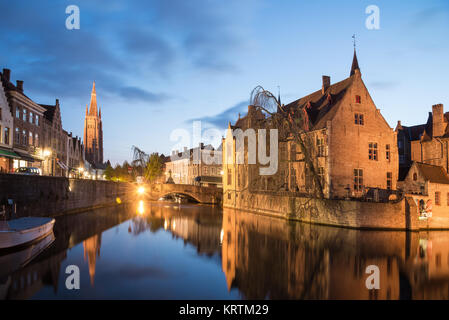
[447,193,449,206]
[318,167,325,186]
[413,173,418,181]
[435,191,441,206]
[22,109,27,121]
[0,108,2,121]
[354,113,364,125]
[227,168,232,185]
[387,172,392,190]
[204,167,208,175]
[354,169,363,191]
[317,137,325,156]
[29,131,33,145]
[386,144,390,161]
[15,128,19,144]
[16,108,20,118]
[29,111,33,124]
[35,114,39,126]
[369,143,378,160]
[22,130,27,145]
[355,95,361,104]
[4,127,10,144]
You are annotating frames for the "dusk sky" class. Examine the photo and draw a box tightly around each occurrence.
[1,0,448,165]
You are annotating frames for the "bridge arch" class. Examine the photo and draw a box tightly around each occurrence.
[158,192,201,203]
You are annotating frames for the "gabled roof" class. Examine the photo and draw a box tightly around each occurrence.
[40,104,56,122]
[414,162,449,184]
[282,76,354,130]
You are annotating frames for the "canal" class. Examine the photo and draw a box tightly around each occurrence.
[1,201,449,299]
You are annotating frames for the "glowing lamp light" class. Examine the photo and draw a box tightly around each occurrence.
[43,149,51,157]
[137,186,145,195]
[137,200,145,215]
[220,229,224,244]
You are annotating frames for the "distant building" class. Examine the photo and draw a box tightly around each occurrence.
[165,144,222,186]
[83,82,104,167]
[67,132,85,177]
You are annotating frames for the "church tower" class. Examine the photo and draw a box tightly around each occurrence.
[83,82,103,166]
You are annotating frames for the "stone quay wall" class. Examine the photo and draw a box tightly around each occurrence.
[0,173,135,218]
[224,190,432,231]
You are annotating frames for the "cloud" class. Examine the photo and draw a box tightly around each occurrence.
[188,100,249,128]
[119,86,169,103]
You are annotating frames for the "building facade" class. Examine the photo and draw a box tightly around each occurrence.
[1,68,46,172]
[83,82,103,167]
[0,75,16,172]
[67,132,85,177]
[164,144,222,186]
[223,51,398,207]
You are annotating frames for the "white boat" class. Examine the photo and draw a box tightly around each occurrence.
[0,217,55,250]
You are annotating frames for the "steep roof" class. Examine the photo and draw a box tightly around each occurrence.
[350,49,360,76]
[40,104,56,122]
[282,76,354,130]
[415,162,449,184]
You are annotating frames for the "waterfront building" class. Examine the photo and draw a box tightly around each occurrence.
[0,75,16,172]
[222,50,398,208]
[165,144,222,186]
[0,68,45,172]
[40,99,69,176]
[67,132,85,177]
[83,82,104,167]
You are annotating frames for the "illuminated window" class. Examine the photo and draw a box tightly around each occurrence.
[4,127,10,144]
[16,108,20,118]
[15,128,19,144]
[23,109,27,121]
[316,137,325,156]
[29,111,33,124]
[413,173,418,181]
[29,131,33,145]
[35,114,39,126]
[35,133,39,147]
[227,168,232,185]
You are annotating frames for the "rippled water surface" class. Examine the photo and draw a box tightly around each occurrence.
[1,201,448,299]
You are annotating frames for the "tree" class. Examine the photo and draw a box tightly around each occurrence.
[145,153,163,183]
[249,85,325,199]
[104,164,114,180]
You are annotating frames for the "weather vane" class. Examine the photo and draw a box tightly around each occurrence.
[352,34,356,49]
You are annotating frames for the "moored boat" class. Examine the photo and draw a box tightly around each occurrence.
[0,217,55,250]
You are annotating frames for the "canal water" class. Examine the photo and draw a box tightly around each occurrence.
[1,201,449,299]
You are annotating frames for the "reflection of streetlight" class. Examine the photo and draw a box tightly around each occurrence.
[220,170,224,175]
[137,200,145,215]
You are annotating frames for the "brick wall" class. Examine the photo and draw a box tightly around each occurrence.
[0,173,134,217]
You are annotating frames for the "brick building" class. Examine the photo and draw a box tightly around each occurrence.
[67,132,85,177]
[223,50,398,206]
[83,82,103,167]
[1,68,45,172]
[0,74,16,172]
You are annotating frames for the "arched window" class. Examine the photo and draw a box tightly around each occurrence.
[413,173,418,181]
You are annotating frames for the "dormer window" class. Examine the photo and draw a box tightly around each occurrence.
[355,95,361,104]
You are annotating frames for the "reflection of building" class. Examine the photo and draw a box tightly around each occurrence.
[221,208,404,299]
[165,144,222,186]
[83,234,102,286]
[83,82,103,167]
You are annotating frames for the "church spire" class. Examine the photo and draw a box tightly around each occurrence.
[88,81,98,116]
[85,104,88,116]
[350,35,360,76]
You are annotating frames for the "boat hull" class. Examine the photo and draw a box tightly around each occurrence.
[0,218,55,250]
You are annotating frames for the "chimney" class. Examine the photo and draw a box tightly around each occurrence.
[432,104,445,137]
[2,68,10,82]
[56,99,59,106]
[322,76,330,94]
[16,80,23,92]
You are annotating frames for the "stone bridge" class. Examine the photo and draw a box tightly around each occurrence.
[145,183,222,205]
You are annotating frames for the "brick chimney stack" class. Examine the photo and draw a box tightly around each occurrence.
[2,68,11,82]
[16,80,23,92]
[432,104,445,137]
[322,76,331,94]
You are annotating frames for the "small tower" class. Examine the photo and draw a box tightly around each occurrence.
[83,82,104,166]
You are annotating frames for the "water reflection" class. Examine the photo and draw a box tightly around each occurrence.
[1,201,449,299]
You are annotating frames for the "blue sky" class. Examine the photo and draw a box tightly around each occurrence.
[1,0,448,165]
